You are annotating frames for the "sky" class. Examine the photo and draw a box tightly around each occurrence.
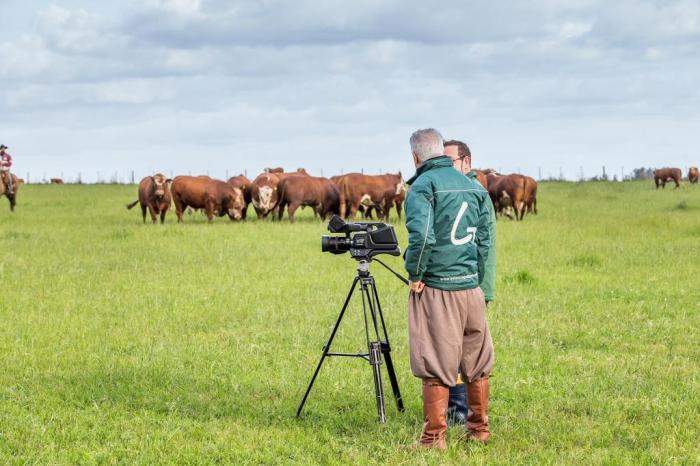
[1,0,699,182]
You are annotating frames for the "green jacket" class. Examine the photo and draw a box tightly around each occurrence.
[467,171,497,302]
[404,156,492,291]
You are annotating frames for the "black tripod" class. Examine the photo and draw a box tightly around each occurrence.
[296,259,406,423]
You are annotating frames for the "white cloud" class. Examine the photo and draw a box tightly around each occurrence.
[1,0,699,181]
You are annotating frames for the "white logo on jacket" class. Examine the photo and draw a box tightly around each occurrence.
[451,202,477,245]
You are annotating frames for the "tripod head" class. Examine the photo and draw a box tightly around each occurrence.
[354,258,409,285]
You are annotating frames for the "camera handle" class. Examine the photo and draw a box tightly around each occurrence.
[296,260,405,423]
[373,258,409,285]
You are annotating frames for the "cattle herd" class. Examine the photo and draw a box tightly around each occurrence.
[123,167,545,224]
[122,165,700,224]
[125,168,405,224]
[1,164,696,217]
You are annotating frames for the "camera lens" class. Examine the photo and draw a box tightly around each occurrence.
[321,236,332,252]
[321,235,350,254]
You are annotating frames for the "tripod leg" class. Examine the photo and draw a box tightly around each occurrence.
[362,281,389,422]
[381,342,404,413]
[296,276,360,418]
[369,280,405,413]
[368,341,386,423]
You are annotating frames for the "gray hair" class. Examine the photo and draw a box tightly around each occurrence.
[409,128,444,162]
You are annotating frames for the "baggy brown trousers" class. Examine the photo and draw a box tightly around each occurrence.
[408,286,494,387]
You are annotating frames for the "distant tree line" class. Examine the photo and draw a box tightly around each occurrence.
[626,167,655,181]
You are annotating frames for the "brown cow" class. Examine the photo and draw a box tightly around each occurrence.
[488,174,528,220]
[338,173,404,220]
[277,175,339,222]
[171,176,246,223]
[50,178,64,184]
[250,172,284,219]
[332,173,376,219]
[523,175,538,214]
[471,169,489,189]
[654,168,682,189]
[126,173,173,224]
[250,170,311,219]
[688,167,699,184]
[393,183,407,219]
[264,167,284,173]
[227,175,252,220]
[0,173,21,211]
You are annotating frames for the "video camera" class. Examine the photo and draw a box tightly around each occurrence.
[321,215,401,261]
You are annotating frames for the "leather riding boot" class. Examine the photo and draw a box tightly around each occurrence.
[466,376,490,444]
[419,378,449,450]
[447,382,468,426]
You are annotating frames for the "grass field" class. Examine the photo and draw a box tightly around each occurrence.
[0,181,699,465]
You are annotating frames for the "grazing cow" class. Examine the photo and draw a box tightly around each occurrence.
[50,178,64,184]
[126,173,173,224]
[688,167,699,184]
[171,176,246,223]
[338,173,404,220]
[277,175,339,222]
[487,174,528,220]
[654,168,682,189]
[227,175,252,220]
[0,173,21,211]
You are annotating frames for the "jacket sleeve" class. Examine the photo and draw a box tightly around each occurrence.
[479,196,497,302]
[475,191,491,288]
[404,181,435,282]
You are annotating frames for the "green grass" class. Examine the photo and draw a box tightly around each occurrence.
[0,181,699,465]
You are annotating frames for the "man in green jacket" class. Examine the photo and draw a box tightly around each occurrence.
[405,129,495,449]
[444,139,497,425]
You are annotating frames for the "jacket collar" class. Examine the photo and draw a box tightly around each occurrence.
[407,155,453,185]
